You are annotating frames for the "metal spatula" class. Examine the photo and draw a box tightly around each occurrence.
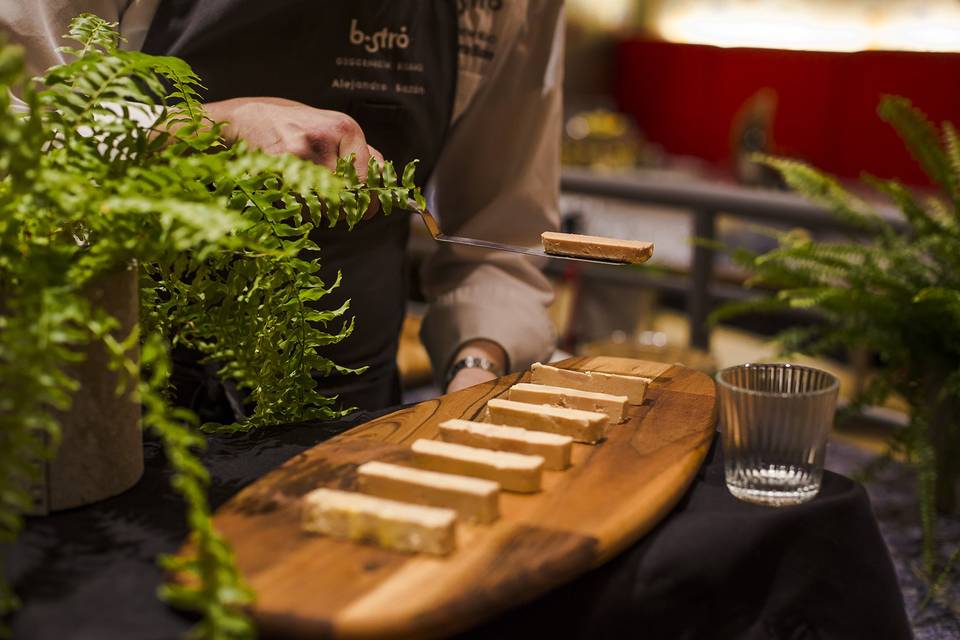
[409,203,630,266]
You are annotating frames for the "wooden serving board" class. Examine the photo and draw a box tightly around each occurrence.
[211,356,716,639]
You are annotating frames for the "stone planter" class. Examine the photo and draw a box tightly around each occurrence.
[30,265,143,513]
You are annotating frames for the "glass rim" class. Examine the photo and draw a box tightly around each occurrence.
[715,363,840,398]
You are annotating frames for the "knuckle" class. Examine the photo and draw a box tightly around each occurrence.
[302,131,335,157]
[332,115,361,138]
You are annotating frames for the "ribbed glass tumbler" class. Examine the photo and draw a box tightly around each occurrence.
[716,363,839,506]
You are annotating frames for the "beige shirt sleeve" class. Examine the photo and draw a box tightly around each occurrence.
[419,2,564,379]
[0,0,159,77]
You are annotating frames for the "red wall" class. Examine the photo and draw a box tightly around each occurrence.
[614,39,960,186]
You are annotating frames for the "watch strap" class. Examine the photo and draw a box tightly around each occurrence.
[444,355,503,389]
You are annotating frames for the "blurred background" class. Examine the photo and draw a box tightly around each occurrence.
[400,3,960,627]
[400,0,959,429]
[329,3,960,629]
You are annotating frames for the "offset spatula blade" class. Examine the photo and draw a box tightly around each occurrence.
[410,205,631,266]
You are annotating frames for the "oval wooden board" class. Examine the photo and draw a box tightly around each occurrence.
[210,356,716,639]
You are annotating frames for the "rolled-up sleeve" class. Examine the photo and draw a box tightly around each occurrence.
[420,2,564,380]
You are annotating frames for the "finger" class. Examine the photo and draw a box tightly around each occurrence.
[335,121,382,220]
[336,122,371,178]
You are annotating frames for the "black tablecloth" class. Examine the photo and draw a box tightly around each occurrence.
[7,410,911,640]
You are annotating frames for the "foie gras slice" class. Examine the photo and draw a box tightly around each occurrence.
[410,439,543,493]
[507,382,629,424]
[541,231,653,264]
[531,362,651,404]
[357,460,499,524]
[486,398,608,444]
[438,419,573,470]
[301,487,456,556]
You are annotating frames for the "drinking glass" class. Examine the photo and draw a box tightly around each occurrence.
[716,363,839,506]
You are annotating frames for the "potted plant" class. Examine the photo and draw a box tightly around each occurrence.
[0,15,423,636]
[714,95,960,585]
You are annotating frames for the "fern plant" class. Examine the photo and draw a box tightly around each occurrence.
[714,96,960,588]
[0,14,423,638]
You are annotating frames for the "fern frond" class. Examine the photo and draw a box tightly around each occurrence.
[1,13,427,638]
[942,122,960,200]
[915,287,960,322]
[137,334,255,637]
[776,286,850,310]
[59,13,121,57]
[878,95,958,202]
[922,541,960,610]
[754,154,894,238]
[863,174,948,240]
[925,196,959,235]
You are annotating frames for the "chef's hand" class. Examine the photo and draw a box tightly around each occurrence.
[445,340,507,393]
[204,97,382,218]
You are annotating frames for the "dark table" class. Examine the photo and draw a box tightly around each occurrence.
[8,409,911,639]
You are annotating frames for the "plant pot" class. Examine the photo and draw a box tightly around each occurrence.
[33,265,143,513]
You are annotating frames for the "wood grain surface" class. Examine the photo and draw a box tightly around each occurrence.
[210,357,716,639]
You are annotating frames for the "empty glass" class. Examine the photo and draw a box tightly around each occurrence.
[716,363,839,506]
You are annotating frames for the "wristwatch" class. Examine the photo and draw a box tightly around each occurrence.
[444,355,503,389]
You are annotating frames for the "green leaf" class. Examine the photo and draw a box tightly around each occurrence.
[381,160,398,187]
[915,287,960,319]
[754,154,894,237]
[878,96,957,200]
[377,190,394,215]
[401,159,418,188]
[863,174,946,239]
[340,191,360,227]
[943,122,960,196]
[366,156,382,188]
[356,190,371,223]
[336,154,360,186]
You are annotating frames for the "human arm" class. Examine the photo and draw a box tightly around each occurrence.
[422,2,565,392]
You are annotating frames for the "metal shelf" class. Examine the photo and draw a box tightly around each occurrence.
[560,167,902,349]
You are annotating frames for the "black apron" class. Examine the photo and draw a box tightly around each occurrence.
[143,1,458,412]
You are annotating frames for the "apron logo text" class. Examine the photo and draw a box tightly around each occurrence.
[350,19,410,54]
